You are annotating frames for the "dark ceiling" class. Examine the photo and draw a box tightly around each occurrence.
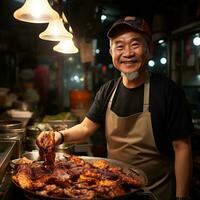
[0,0,198,58]
[0,0,198,38]
[64,0,198,39]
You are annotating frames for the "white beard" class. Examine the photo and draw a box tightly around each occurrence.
[121,71,139,81]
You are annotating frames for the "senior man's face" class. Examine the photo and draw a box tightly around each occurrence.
[109,30,148,76]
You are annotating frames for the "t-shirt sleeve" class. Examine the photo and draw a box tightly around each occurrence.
[86,89,105,124]
[86,79,117,124]
[166,80,194,140]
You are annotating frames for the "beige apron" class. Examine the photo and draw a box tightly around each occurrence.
[105,73,176,200]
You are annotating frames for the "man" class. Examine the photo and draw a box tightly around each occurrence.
[37,16,193,200]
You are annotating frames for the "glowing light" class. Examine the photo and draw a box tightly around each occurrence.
[197,74,200,79]
[193,36,200,46]
[53,39,78,54]
[95,49,100,54]
[148,60,155,67]
[158,39,164,44]
[39,18,73,41]
[13,0,59,23]
[160,57,167,65]
[73,75,80,82]
[68,57,74,62]
[101,15,107,22]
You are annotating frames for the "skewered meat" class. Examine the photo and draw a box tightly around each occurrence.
[12,155,143,199]
[37,131,56,170]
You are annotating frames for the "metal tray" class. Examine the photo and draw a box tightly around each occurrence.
[0,141,16,184]
[11,152,151,200]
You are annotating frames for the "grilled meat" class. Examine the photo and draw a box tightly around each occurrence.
[37,131,56,170]
[12,155,142,199]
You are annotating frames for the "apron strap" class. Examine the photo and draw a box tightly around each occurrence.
[108,71,150,112]
[143,71,150,112]
[108,77,121,109]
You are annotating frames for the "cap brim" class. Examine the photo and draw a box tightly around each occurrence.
[107,22,142,38]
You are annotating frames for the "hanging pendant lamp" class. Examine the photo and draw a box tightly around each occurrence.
[53,39,79,54]
[13,0,59,23]
[39,18,73,41]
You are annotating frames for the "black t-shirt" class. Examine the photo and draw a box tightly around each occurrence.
[86,73,194,157]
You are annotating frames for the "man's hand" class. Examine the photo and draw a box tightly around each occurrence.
[36,131,62,148]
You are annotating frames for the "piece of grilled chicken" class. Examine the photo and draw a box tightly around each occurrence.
[36,131,56,170]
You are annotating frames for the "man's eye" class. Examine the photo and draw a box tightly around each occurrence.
[116,45,123,49]
[131,42,142,47]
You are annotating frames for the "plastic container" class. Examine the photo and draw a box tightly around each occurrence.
[69,89,91,121]
[69,89,91,109]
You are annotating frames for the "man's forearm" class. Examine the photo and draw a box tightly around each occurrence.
[174,140,192,197]
[61,117,99,143]
[61,123,88,143]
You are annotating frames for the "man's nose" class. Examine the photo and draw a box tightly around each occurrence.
[123,45,134,56]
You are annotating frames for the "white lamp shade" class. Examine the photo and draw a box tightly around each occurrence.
[39,18,73,41]
[13,0,59,23]
[53,39,79,54]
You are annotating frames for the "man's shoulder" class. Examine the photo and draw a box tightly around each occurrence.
[150,72,177,87]
[150,72,185,97]
[99,78,119,93]
[150,72,171,81]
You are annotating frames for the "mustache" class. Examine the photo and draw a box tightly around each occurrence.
[120,57,138,63]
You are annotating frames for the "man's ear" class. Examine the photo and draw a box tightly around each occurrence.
[109,48,112,56]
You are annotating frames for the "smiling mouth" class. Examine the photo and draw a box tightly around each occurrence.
[121,60,137,64]
[121,58,138,64]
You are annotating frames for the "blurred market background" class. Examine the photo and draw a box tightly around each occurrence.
[1,1,200,198]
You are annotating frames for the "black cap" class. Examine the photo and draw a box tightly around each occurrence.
[107,16,152,41]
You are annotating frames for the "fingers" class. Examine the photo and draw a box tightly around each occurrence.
[36,131,51,148]
[36,131,44,148]
[36,131,61,147]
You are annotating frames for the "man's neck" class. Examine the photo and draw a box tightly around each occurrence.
[122,70,146,88]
